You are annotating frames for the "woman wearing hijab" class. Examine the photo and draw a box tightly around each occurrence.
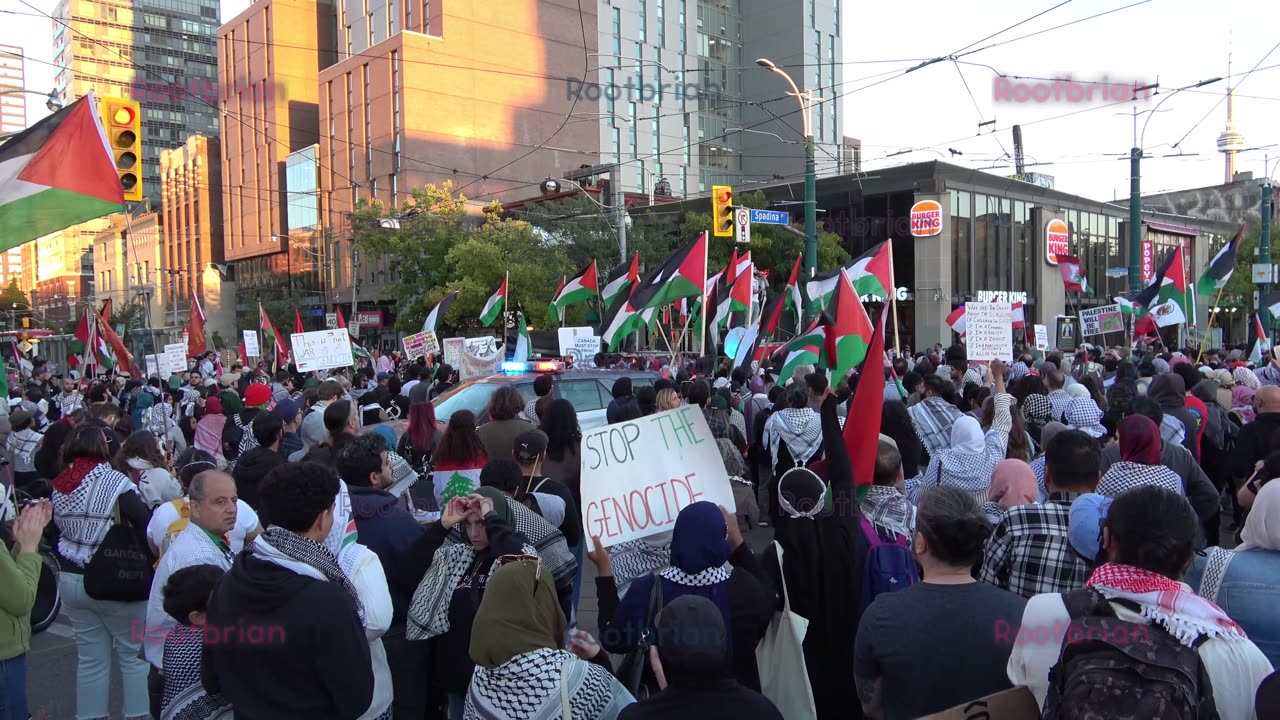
[1216,369,1237,411]
[761,391,864,720]
[1187,480,1280,667]
[1020,393,1054,449]
[467,559,634,720]
[762,386,824,506]
[912,361,1013,507]
[987,459,1039,524]
[1232,385,1258,425]
[193,394,227,463]
[1236,366,1263,392]
[1097,415,1185,498]
[1063,396,1106,439]
[405,488,534,720]
[1193,379,1239,512]
[591,502,772,691]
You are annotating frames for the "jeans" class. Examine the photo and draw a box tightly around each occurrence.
[0,655,27,720]
[448,693,466,720]
[59,573,150,719]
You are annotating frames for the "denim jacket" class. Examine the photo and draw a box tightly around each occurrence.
[1186,547,1280,668]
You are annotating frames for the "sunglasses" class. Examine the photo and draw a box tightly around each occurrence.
[495,553,543,587]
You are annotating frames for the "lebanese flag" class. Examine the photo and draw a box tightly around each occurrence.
[294,307,304,335]
[601,253,640,310]
[946,305,967,337]
[634,232,707,311]
[0,92,125,251]
[824,268,874,382]
[844,304,889,501]
[1012,301,1025,330]
[480,275,507,326]
[189,292,208,358]
[1057,254,1091,293]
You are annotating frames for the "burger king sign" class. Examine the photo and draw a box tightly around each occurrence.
[1045,218,1069,266]
[909,200,943,237]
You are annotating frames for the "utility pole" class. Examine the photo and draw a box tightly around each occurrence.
[1128,138,1143,296]
[1263,161,1273,332]
[611,164,626,262]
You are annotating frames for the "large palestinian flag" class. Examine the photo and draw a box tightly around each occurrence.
[480,275,508,326]
[601,252,640,310]
[633,232,708,311]
[422,290,460,333]
[806,241,891,310]
[775,320,826,380]
[550,260,599,320]
[0,92,125,251]
[602,286,642,351]
[824,268,874,382]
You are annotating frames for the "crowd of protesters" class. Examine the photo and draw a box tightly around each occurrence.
[2,339,1280,719]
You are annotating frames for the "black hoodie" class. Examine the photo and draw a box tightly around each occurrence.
[231,446,286,511]
[1148,374,1200,461]
[202,551,373,720]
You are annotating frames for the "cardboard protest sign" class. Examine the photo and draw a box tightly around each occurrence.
[965,301,1013,362]
[919,686,1038,720]
[242,330,260,358]
[1032,324,1049,352]
[160,343,188,377]
[442,337,465,368]
[581,405,736,547]
[402,330,439,361]
[1079,304,1123,337]
[291,329,353,372]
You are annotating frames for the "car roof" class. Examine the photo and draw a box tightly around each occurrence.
[462,369,659,385]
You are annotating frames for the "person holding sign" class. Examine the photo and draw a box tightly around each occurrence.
[589,501,773,694]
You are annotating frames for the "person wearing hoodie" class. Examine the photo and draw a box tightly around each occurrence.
[0,499,53,720]
[606,377,640,424]
[274,398,305,460]
[230,411,287,511]
[193,394,227,464]
[203,461,374,719]
[116,430,184,509]
[335,432,429,719]
[1148,373,1201,461]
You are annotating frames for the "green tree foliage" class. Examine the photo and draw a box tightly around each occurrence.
[0,280,30,312]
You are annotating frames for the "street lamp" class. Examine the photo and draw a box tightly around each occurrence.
[0,89,61,142]
[1126,77,1223,296]
[724,128,801,145]
[756,57,818,313]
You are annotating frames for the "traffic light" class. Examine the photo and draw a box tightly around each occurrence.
[712,185,734,237]
[98,96,142,202]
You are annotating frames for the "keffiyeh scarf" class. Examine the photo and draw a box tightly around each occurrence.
[254,527,365,622]
[1021,394,1054,427]
[1064,397,1105,438]
[766,408,823,468]
[160,626,233,720]
[407,539,540,640]
[505,497,577,588]
[860,484,916,538]
[660,562,733,587]
[1234,367,1262,391]
[1096,461,1184,498]
[607,534,671,599]
[464,648,633,720]
[907,396,962,456]
[1086,563,1246,647]
[52,461,134,567]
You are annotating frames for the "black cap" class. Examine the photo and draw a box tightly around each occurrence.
[655,595,728,682]
[513,429,548,462]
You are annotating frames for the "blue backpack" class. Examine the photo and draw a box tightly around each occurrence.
[858,516,920,611]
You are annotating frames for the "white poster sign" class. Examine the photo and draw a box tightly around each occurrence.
[242,330,260,358]
[144,354,160,376]
[160,343,188,377]
[402,331,439,361]
[558,326,594,356]
[573,337,601,368]
[442,337,465,368]
[291,329,354,372]
[1079,304,1125,337]
[460,338,502,379]
[1033,324,1049,352]
[965,301,1014,362]
[464,336,500,359]
[581,405,736,547]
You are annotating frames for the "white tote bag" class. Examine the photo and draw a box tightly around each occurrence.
[755,543,817,719]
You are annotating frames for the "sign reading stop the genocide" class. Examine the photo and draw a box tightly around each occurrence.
[1045,218,1069,266]
[909,200,943,237]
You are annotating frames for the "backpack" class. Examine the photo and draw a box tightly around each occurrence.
[1041,588,1219,720]
[858,515,919,611]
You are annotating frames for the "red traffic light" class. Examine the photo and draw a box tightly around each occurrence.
[717,190,733,203]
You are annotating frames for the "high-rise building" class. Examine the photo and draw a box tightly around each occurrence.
[92,212,164,353]
[1,45,30,290]
[33,219,105,330]
[52,0,221,208]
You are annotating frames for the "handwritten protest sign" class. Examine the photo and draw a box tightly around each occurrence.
[402,330,439,361]
[291,329,353,372]
[965,301,1013,362]
[442,337,465,368]
[1033,324,1049,351]
[1079,304,1124,337]
[573,336,601,368]
[160,343,188,377]
[465,336,499,358]
[581,405,736,547]
[242,330,260,358]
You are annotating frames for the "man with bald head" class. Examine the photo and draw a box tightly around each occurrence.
[1233,385,1280,487]
[143,471,240,715]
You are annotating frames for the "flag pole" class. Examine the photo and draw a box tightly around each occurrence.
[887,239,901,356]
[698,232,709,358]
[1196,283,1228,365]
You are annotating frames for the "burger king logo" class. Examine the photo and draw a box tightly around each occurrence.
[1046,218,1069,266]
[909,200,943,237]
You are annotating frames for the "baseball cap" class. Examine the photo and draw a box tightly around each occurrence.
[9,408,33,427]
[274,397,302,424]
[513,430,548,463]
[244,383,272,408]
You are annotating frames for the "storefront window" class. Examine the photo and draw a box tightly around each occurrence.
[1012,201,1032,296]
[951,191,971,298]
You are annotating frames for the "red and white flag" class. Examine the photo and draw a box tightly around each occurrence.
[1012,301,1025,330]
[1058,254,1091,293]
[946,305,967,337]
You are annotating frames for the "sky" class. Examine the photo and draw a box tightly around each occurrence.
[2,0,1278,203]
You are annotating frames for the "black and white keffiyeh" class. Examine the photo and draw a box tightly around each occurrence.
[660,561,733,587]
[464,648,633,720]
[607,534,672,599]
[764,407,823,468]
[505,497,577,589]
[1097,461,1184,498]
[253,527,365,621]
[907,396,962,456]
[161,625,232,720]
[53,462,135,566]
[919,394,1014,508]
[860,484,916,538]
[406,539,540,641]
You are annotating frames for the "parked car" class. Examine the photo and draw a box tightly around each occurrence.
[431,365,659,431]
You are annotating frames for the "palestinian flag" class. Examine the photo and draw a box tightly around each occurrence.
[1250,312,1271,365]
[1197,223,1244,296]
[844,304,889,501]
[824,268,874,382]
[602,287,642,351]
[1115,296,1136,316]
[480,275,507,326]
[946,305,967,337]
[806,241,891,310]
[259,303,288,369]
[782,252,803,331]
[601,252,640,310]
[1263,290,1280,320]
[512,311,531,362]
[69,308,113,372]
[634,232,707,311]
[0,92,125,252]
[97,300,133,376]
[733,314,762,369]
[550,260,599,319]
[1148,245,1189,328]
[1057,254,1090,293]
[336,308,371,360]
[712,258,752,331]
[294,308,304,334]
[422,290,460,333]
[775,320,827,380]
[548,277,566,324]
[759,290,788,338]
[189,292,208,358]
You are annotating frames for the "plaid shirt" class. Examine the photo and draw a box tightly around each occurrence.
[980,491,1088,599]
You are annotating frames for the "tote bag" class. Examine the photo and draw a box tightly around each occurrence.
[755,543,816,719]
[84,500,156,602]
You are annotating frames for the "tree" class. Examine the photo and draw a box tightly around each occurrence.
[0,280,29,312]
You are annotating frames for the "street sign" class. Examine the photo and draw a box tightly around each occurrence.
[748,209,789,225]
[17,341,31,354]
[349,320,361,338]
[734,207,751,244]
[325,313,338,329]
[1252,263,1275,283]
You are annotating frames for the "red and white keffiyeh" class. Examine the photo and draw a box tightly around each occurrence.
[1086,562,1246,646]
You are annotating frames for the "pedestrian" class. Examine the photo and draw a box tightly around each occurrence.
[466,558,635,719]
[274,397,304,459]
[762,385,823,490]
[6,408,43,492]
[0,499,53,720]
[1149,373,1202,461]
[157,564,231,720]
[1008,486,1274,719]
[202,462,374,719]
[299,380,343,450]
[398,382,442,476]
[405,490,534,720]
[607,377,640,424]
[907,375,963,459]
[230,411,287,510]
[431,410,489,506]
[477,385,536,461]
[116,430,183,509]
[987,459,1039,522]
[298,399,359,465]
[192,394,226,463]
[521,373,554,423]
[912,361,1012,507]
[1097,414,1185,497]
[147,449,261,558]
[855,486,1027,719]
[51,424,155,720]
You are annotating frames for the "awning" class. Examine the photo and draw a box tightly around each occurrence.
[1144,221,1197,237]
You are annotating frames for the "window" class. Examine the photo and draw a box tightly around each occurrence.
[834,0,840,33]
[679,0,686,51]
[558,381,604,412]
[814,32,821,87]
[951,191,972,297]
[606,68,615,114]
[828,35,836,88]
[657,0,665,47]
[809,0,816,28]
[612,127,621,162]
[638,0,646,43]
[612,9,621,59]
[652,118,659,156]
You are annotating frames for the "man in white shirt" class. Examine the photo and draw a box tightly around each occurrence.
[52,376,84,420]
[1007,485,1272,720]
